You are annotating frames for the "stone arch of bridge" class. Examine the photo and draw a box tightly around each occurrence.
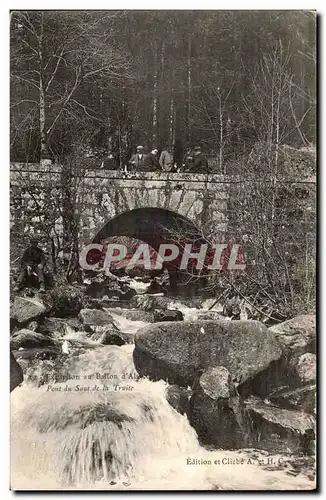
[92,207,204,251]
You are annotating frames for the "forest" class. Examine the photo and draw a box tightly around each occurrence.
[10,10,316,319]
[10,10,316,170]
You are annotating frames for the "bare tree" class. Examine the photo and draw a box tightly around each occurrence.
[10,10,133,159]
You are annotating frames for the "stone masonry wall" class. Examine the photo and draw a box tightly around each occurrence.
[10,164,230,256]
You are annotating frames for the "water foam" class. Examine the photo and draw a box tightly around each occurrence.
[11,322,314,490]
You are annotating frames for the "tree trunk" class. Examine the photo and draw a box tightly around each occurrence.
[38,14,48,159]
[152,41,158,145]
[39,78,48,159]
[61,165,81,282]
[159,38,165,145]
[169,70,175,152]
[169,97,174,152]
[218,94,224,173]
[187,36,192,147]
[173,106,176,157]
[271,71,281,226]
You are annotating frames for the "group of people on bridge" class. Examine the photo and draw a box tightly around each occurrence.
[101,145,211,174]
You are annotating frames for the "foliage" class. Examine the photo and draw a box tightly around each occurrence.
[215,144,315,319]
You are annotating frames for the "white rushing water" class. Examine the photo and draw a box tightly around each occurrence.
[10,309,314,490]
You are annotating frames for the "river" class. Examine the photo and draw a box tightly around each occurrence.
[10,305,313,490]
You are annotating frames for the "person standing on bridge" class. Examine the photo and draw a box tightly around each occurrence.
[128,145,145,171]
[143,148,160,171]
[159,146,173,172]
[188,146,210,174]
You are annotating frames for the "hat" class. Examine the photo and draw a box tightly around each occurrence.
[136,145,144,150]
[194,146,201,152]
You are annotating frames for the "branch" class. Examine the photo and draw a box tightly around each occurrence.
[287,76,310,145]
[12,74,40,90]
[46,66,82,136]
[21,38,39,57]
[45,46,66,92]
[10,99,38,108]
[17,12,40,42]
[69,99,103,122]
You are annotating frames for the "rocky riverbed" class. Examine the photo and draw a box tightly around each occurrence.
[10,277,316,490]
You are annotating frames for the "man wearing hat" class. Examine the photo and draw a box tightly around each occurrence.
[128,146,145,171]
[14,236,46,292]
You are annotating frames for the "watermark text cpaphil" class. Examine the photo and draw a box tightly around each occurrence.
[79,242,246,273]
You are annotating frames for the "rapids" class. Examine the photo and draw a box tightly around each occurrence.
[10,306,314,490]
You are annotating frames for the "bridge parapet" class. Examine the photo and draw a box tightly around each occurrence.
[10,162,230,183]
[10,163,230,244]
[10,162,316,270]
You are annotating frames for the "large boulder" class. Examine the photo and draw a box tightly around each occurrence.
[188,367,252,449]
[237,317,316,400]
[245,396,315,455]
[134,320,282,386]
[238,352,316,401]
[10,329,56,350]
[269,315,315,355]
[268,385,316,414]
[12,296,47,324]
[78,308,116,334]
[49,285,83,317]
[10,351,23,392]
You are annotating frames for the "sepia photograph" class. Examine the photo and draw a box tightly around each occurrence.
[9,9,316,491]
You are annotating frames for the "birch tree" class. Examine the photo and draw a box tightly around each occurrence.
[10,10,132,159]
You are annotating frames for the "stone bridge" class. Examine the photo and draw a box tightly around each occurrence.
[10,163,230,253]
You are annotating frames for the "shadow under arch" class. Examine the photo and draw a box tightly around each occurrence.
[92,207,204,250]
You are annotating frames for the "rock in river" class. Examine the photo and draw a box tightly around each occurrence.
[10,329,56,350]
[153,309,184,322]
[293,353,316,384]
[12,296,47,324]
[245,396,315,455]
[165,385,192,415]
[269,315,315,355]
[188,366,253,449]
[268,385,316,414]
[10,351,23,392]
[134,320,282,386]
[78,308,116,334]
[98,330,134,346]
